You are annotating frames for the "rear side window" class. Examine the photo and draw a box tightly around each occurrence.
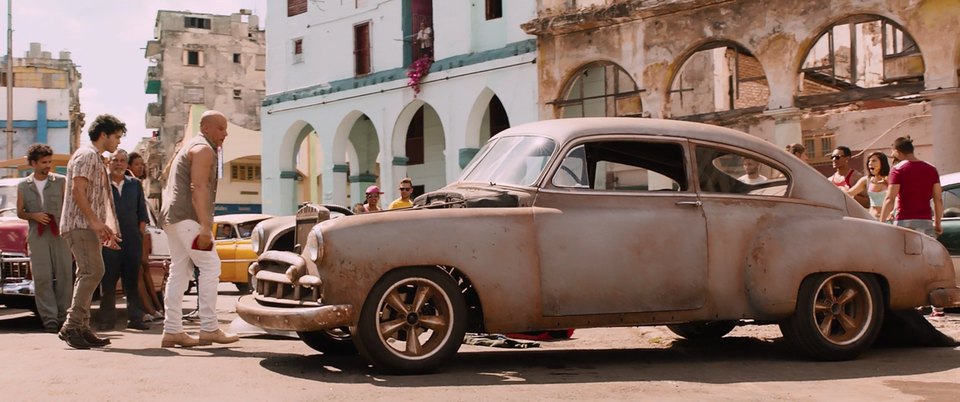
[695,146,788,196]
[552,140,688,192]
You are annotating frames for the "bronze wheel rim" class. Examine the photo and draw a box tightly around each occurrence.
[812,273,874,346]
[375,277,454,360]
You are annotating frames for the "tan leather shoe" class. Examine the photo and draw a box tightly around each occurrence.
[199,329,239,346]
[161,332,199,348]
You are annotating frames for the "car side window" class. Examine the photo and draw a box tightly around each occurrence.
[552,140,687,192]
[695,146,789,196]
[215,224,235,240]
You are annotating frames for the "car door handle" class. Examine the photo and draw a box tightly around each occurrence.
[675,200,702,207]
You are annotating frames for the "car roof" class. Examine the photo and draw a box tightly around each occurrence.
[214,214,272,224]
[496,117,777,154]
[0,177,23,186]
[941,172,960,187]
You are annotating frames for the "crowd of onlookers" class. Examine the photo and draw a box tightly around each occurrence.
[353,177,416,214]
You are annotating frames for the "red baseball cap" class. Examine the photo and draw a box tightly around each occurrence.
[365,185,383,195]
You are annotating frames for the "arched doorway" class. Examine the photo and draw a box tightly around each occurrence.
[394,103,445,199]
[347,114,380,206]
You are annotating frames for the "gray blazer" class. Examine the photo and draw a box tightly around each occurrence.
[18,173,67,238]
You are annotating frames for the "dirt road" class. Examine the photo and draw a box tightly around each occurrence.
[1,288,958,401]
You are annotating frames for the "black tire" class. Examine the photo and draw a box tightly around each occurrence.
[354,267,467,374]
[297,328,357,355]
[780,272,884,361]
[667,321,737,340]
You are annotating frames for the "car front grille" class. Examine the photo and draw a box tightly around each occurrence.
[253,257,322,307]
[1,253,30,282]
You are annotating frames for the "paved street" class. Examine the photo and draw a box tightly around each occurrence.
[1,285,958,401]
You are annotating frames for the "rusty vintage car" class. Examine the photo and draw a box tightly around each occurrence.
[237,118,960,374]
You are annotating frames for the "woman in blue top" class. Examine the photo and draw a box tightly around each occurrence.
[847,151,890,220]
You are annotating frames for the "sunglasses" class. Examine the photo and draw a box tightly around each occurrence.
[399,187,412,191]
[830,155,845,160]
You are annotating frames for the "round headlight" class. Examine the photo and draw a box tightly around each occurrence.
[305,225,323,262]
[251,224,263,255]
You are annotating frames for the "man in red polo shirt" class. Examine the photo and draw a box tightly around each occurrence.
[879,137,943,236]
[879,137,944,318]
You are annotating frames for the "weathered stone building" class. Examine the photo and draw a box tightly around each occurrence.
[140,9,266,211]
[524,0,960,173]
[0,42,82,170]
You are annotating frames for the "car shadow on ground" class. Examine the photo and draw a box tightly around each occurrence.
[256,335,960,386]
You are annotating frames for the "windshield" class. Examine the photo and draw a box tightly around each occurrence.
[458,135,557,187]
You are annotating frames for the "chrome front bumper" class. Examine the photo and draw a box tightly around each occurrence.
[929,287,960,307]
[235,295,353,332]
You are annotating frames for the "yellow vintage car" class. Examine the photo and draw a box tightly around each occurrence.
[214,214,271,293]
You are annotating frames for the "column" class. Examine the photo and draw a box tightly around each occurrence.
[763,107,803,148]
[924,88,960,174]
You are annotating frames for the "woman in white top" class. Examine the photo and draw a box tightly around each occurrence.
[846,151,890,220]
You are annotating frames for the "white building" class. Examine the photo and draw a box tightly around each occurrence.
[261,0,538,214]
[0,43,82,165]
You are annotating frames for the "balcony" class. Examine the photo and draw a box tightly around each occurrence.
[145,102,163,129]
[145,66,161,94]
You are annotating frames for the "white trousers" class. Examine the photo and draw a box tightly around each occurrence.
[163,220,221,333]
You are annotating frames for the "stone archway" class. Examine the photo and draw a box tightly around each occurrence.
[463,87,511,168]
[668,41,770,119]
[392,101,446,198]
[796,14,924,100]
[555,61,642,118]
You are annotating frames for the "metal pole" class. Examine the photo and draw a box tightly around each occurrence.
[5,0,13,162]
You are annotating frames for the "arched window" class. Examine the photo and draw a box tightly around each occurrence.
[799,15,923,96]
[555,62,643,118]
[670,43,769,118]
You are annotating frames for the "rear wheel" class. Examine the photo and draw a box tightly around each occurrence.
[780,272,883,361]
[667,321,737,340]
[354,267,467,374]
[297,328,357,355]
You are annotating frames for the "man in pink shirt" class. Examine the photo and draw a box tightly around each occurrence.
[879,136,943,237]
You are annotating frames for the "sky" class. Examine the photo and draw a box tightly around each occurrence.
[1,0,268,152]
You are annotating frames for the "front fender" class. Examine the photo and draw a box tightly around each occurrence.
[317,207,541,330]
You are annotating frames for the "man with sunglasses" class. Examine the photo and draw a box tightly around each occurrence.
[828,146,868,207]
[389,178,415,210]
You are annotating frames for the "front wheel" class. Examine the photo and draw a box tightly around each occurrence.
[297,328,357,355]
[354,267,467,374]
[780,272,884,361]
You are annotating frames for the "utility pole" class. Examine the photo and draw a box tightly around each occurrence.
[5,0,13,162]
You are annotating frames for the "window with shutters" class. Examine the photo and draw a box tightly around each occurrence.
[288,0,308,17]
[292,38,304,64]
[485,0,503,20]
[231,164,262,182]
[354,22,371,75]
[183,50,203,66]
[184,17,211,29]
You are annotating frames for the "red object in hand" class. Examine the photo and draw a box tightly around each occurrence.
[37,214,60,237]
[191,235,213,251]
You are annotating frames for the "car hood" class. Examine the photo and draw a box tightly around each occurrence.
[0,217,28,254]
[412,183,535,209]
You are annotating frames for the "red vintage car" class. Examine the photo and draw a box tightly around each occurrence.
[0,177,170,311]
[0,178,34,310]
